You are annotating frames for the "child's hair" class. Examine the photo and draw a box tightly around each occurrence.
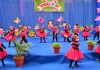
[75,24,79,26]
[48,20,53,24]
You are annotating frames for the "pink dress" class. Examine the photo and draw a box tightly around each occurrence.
[65,42,84,61]
[96,44,100,54]
[0,41,7,59]
[74,27,80,35]
[5,30,16,41]
[95,26,100,32]
[82,28,90,37]
[53,27,59,34]
[20,31,27,38]
[62,30,71,37]
[38,30,47,38]
[36,29,41,37]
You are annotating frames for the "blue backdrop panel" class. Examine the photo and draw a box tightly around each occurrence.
[0,0,97,29]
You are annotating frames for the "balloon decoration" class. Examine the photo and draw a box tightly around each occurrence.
[95,0,100,25]
[97,0,100,2]
[13,17,20,24]
[97,8,100,13]
[57,16,63,23]
[38,17,45,23]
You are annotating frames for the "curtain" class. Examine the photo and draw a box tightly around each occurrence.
[0,0,97,29]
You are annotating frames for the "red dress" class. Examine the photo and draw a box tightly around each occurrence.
[62,30,71,38]
[65,42,84,61]
[20,31,27,38]
[5,30,16,41]
[38,30,47,38]
[0,41,7,59]
[53,27,59,34]
[96,44,100,54]
[82,28,90,37]
[73,27,80,35]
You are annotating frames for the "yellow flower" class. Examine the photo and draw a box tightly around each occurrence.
[29,32,34,37]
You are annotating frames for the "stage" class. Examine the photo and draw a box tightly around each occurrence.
[0,34,100,70]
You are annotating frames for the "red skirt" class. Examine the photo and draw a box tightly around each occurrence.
[82,32,90,37]
[62,31,71,37]
[5,35,16,41]
[0,50,7,59]
[65,48,84,61]
[96,45,100,54]
[36,30,40,37]
[39,32,47,38]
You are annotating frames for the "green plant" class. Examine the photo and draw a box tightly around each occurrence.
[14,41,30,58]
[87,40,96,45]
[52,42,61,48]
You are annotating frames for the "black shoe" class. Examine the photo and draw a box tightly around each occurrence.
[69,65,72,69]
[75,64,80,67]
[96,59,100,62]
[2,63,5,66]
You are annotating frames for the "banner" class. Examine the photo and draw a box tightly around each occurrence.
[34,0,64,12]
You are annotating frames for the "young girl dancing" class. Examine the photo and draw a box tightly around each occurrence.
[73,24,80,35]
[82,25,90,40]
[62,25,71,42]
[95,40,100,61]
[52,25,59,42]
[65,34,84,69]
[20,28,28,44]
[48,20,53,35]
[0,41,7,66]
[5,26,16,47]
[39,26,47,43]
[93,25,100,40]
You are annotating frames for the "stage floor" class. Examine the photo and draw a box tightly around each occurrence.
[0,34,100,70]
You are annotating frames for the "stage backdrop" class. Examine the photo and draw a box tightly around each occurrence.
[0,0,96,30]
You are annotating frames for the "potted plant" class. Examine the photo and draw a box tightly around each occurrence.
[87,40,96,50]
[52,42,61,54]
[13,41,30,67]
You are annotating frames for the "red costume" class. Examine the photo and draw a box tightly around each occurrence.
[0,41,7,60]
[53,27,59,34]
[5,30,16,41]
[73,27,80,35]
[62,29,71,38]
[82,27,90,37]
[65,41,84,61]
[20,31,27,38]
[96,44,100,54]
[39,29,47,38]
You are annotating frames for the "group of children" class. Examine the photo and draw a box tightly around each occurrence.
[0,21,100,69]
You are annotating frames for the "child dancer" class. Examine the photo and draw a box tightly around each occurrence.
[0,41,7,66]
[82,25,90,40]
[0,28,5,39]
[48,20,53,35]
[95,40,100,61]
[65,34,84,69]
[20,28,28,44]
[52,25,59,42]
[93,25,100,40]
[73,24,80,35]
[62,25,71,42]
[5,26,16,47]
[39,26,47,43]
